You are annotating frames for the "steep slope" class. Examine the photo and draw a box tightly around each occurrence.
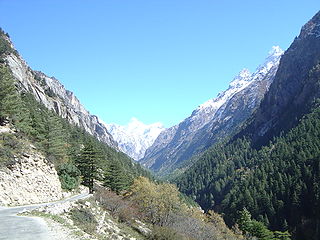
[141,46,283,175]
[175,10,320,240]
[237,10,320,147]
[106,118,164,160]
[1,31,118,149]
[0,28,151,203]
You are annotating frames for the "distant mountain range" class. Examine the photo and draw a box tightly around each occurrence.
[140,46,283,176]
[105,118,164,160]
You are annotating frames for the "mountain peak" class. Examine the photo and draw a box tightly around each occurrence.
[299,10,320,39]
[106,118,164,160]
[239,68,251,78]
[268,46,284,57]
[229,68,252,88]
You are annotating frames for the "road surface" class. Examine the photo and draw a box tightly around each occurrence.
[0,193,90,240]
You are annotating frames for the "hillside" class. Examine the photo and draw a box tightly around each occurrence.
[175,10,320,240]
[0,27,150,202]
[1,30,118,149]
[141,46,283,176]
[0,27,244,240]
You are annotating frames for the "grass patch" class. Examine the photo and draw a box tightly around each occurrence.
[70,208,97,234]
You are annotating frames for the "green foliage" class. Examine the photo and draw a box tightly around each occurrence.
[0,65,21,124]
[238,208,252,234]
[0,28,18,60]
[237,208,290,240]
[43,111,67,163]
[58,162,81,191]
[76,141,102,193]
[273,231,291,240]
[147,226,187,240]
[131,176,183,226]
[176,103,320,240]
[103,160,131,193]
[0,61,150,193]
[0,133,25,167]
[70,208,97,234]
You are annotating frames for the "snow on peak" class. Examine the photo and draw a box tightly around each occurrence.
[253,46,284,78]
[105,118,165,160]
[229,68,252,88]
[268,46,284,57]
[192,46,283,130]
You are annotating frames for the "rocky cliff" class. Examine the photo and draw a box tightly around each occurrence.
[141,47,283,175]
[2,34,118,149]
[0,143,63,206]
[237,10,320,147]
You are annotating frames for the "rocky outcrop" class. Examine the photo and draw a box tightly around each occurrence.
[3,38,117,149]
[237,11,320,147]
[0,148,63,206]
[141,47,283,175]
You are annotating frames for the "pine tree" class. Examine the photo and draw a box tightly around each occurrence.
[76,141,102,193]
[103,160,130,194]
[0,65,20,125]
[273,231,291,240]
[238,207,252,234]
[44,111,67,164]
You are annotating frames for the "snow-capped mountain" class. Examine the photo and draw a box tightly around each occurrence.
[106,118,164,160]
[140,46,284,175]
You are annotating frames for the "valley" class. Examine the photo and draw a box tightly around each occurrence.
[0,5,320,240]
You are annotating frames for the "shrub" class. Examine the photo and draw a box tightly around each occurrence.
[0,133,23,167]
[147,226,187,240]
[58,162,81,191]
[70,208,97,234]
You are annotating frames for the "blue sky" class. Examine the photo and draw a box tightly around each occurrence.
[0,1,319,127]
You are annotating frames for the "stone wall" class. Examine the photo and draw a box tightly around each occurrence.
[0,150,63,206]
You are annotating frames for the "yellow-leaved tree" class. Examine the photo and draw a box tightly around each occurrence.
[130,176,184,226]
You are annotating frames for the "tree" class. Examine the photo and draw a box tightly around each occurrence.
[238,207,252,234]
[58,162,81,191]
[44,111,67,164]
[103,160,130,194]
[250,220,273,240]
[273,231,291,240]
[0,65,20,125]
[76,141,102,193]
[130,176,183,226]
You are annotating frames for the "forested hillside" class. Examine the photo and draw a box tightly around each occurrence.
[0,27,247,239]
[175,11,320,240]
[177,101,320,239]
[0,28,150,194]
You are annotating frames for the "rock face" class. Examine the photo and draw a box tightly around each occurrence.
[106,118,164,160]
[4,37,117,149]
[0,149,63,206]
[238,11,320,147]
[141,46,283,175]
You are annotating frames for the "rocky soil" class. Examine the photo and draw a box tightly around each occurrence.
[0,147,63,206]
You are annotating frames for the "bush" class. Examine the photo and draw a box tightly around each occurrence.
[94,186,140,224]
[70,208,97,234]
[0,133,23,167]
[58,163,81,191]
[147,226,187,240]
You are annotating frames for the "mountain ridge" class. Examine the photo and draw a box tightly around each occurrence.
[105,117,164,160]
[236,11,320,147]
[140,46,283,175]
[2,34,118,149]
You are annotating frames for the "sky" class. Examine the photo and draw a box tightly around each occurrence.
[0,1,319,127]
